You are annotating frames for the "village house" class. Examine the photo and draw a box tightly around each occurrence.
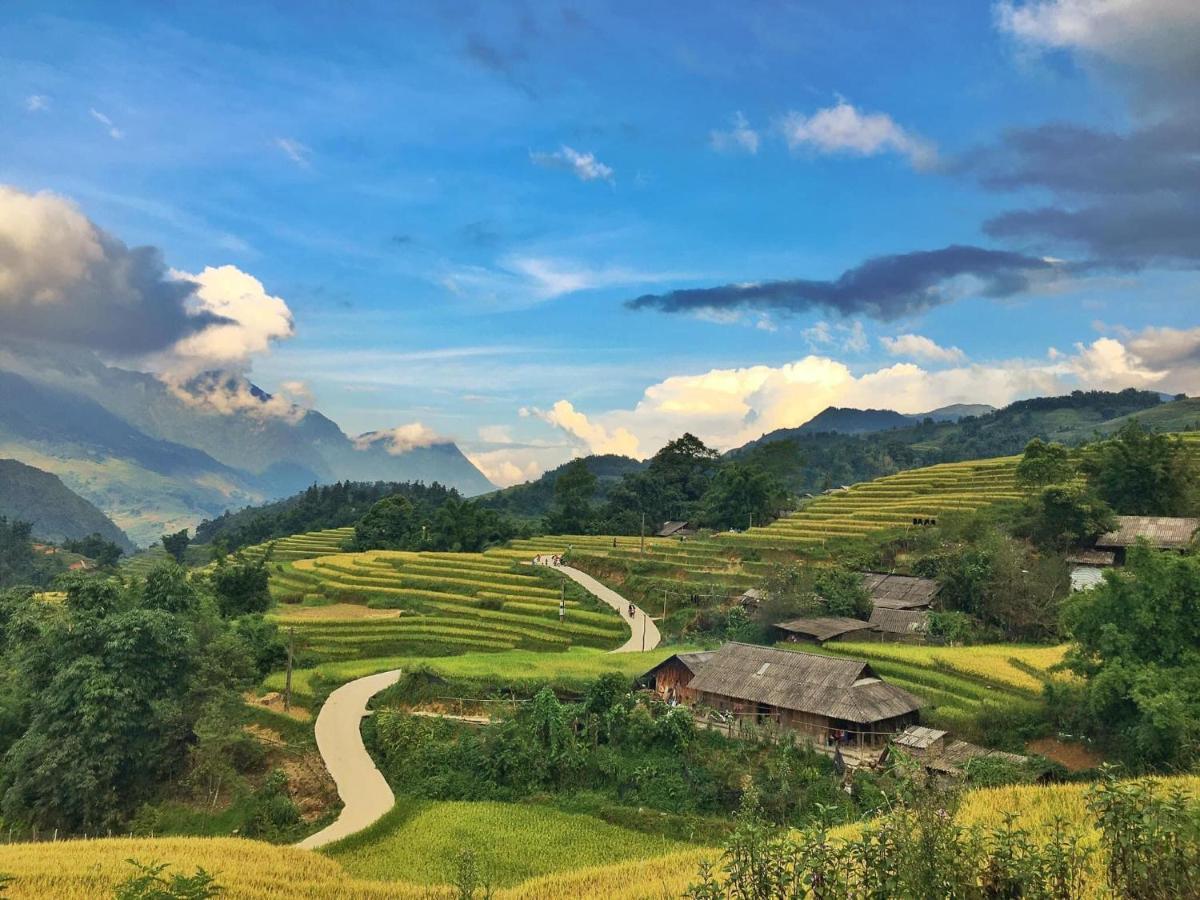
[1093,516,1200,563]
[1065,548,1116,592]
[863,572,940,610]
[773,616,874,644]
[641,642,922,748]
[656,520,697,538]
[892,725,1032,779]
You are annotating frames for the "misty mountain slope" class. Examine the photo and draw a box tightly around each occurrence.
[0,458,133,551]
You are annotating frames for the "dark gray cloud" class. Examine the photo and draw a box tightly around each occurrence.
[0,186,223,355]
[625,245,1056,321]
[967,115,1200,267]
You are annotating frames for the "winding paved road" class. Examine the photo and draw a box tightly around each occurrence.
[533,555,660,652]
[295,669,401,850]
[297,556,655,849]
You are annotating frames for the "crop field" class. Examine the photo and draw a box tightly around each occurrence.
[267,551,629,662]
[718,457,1022,549]
[4,776,1195,898]
[242,526,356,562]
[327,800,691,887]
[805,642,1070,732]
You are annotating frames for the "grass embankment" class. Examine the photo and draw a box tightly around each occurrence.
[5,777,1195,898]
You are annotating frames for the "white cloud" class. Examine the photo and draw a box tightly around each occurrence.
[710,111,760,154]
[354,422,446,455]
[995,0,1200,73]
[531,400,640,457]
[530,331,1197,463]
[25,95,49,112]
[159,265,295,373]
[160,372,312,423]
[881,333,968,364]
[776,100,936,169]
[802,319,867,352]
[274,137,312,168]
[441,256,684,307]
[478,424,514,444]
[89,108,123,140]
[530,145,614,183]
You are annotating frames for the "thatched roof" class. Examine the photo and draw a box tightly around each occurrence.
[684,642,922,724]
[775,616,873,641]
[863,572,940,610]
[869,607,929,635]
[1095,516,1200,550]
[1065,548,1115,566]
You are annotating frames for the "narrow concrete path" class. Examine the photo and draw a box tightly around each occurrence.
[299,556,661,850]
[295,669,401,849]
[533,555,661,652]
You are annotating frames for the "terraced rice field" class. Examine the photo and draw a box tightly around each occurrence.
[718,457,1023,548]
[269,550,629,660]
[808,642,1070,732]
[243,526,355,562]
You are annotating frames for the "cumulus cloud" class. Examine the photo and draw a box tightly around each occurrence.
[881,333,967,364]
[710,112,760,154]
[626,245,1058,321]
[776,100,937,169]
[529,400,640,457]
[159,265,295,373]
[530,145,614,183]
[531,329,1195,462]
[161,372,313,424]
[354,422,447,455]
[0,185,221,354]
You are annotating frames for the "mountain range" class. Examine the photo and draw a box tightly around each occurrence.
[0,340,493,546]
[0,458,133,551]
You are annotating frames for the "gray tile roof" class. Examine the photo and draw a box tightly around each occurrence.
[1095,516,1200,550]
[869,607,930,635]
[775,616,874,641]
[863,572,940,609]
[684,642,922,723]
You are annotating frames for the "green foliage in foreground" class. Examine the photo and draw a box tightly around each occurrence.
[325,798,689,887]
[688,771,1200,900]
[114,859,222,899]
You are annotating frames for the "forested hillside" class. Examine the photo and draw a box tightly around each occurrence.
[0,459,132,551]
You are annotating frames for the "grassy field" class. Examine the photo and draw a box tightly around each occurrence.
[326,799,691,887]
[4,776,1195,898]
[266,550,629,662]
[262,646,682,705]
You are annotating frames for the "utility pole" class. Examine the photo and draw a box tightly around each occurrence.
[641,613,646,651]
[640,512,645,555]
[662,587,667,624]
[284,626,295,712]
[559,583,566,622]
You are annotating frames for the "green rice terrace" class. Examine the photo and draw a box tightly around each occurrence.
[268,549,629,661]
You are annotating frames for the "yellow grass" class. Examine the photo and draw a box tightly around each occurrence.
[831,642,1071,694]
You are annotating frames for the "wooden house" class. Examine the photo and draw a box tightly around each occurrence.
[647,642,921,747]
[1094,516,1200,563]
[656,520,697,538]
[641,651,714,703]
[862,572,940,610]
[893,725,1031,778]
[868,607,930,642]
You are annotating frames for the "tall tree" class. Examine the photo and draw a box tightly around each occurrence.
[1015,438,1074,490]
[1080,422,1199,516]
[161,528,190,564]
[544,459,597,534]
[699,463,785,531]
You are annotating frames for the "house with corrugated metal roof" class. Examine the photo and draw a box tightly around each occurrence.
[863,572,940,610]
[774,616,875,644]
[1094,516,1200,563]
[642,642,921,747]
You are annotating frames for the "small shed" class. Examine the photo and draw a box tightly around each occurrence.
[863,572,940,610]
[1094,516,1199,561]
[894,725,948,756]
[641,651,714,702]
[869,607,930,640]
[657,520,697,538]
[738,588,765,609]
[892,725,1031,777]
[669,642,922,746]
[774,616,875,644]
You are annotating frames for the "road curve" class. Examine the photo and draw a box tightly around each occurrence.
[298,557,659,849]
[295,669,401,849]
[533,555,661,652]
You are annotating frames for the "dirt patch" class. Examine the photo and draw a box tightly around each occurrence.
[1027,737,1105,771]
[248,691,312,721]
[245,722,286,745]
[278,751,338,821]
[271,603,404,621]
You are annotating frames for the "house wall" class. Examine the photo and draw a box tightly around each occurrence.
[651,660,697,702]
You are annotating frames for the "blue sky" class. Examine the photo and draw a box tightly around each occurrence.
[2,1,1198,485]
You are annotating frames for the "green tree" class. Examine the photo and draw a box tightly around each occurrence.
[210,556,271,617]
[699,463,785,531]
[62,533,124,567]
[161,529,190,564]
[813,567,871,619]
[1021,484,1114,550]
[0,518,38,589]
[544,459,597,534]
[348,495,420,550]
[1080,422,1199,515]
[1060,546,1200,768]
[1015,438,1075,491]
